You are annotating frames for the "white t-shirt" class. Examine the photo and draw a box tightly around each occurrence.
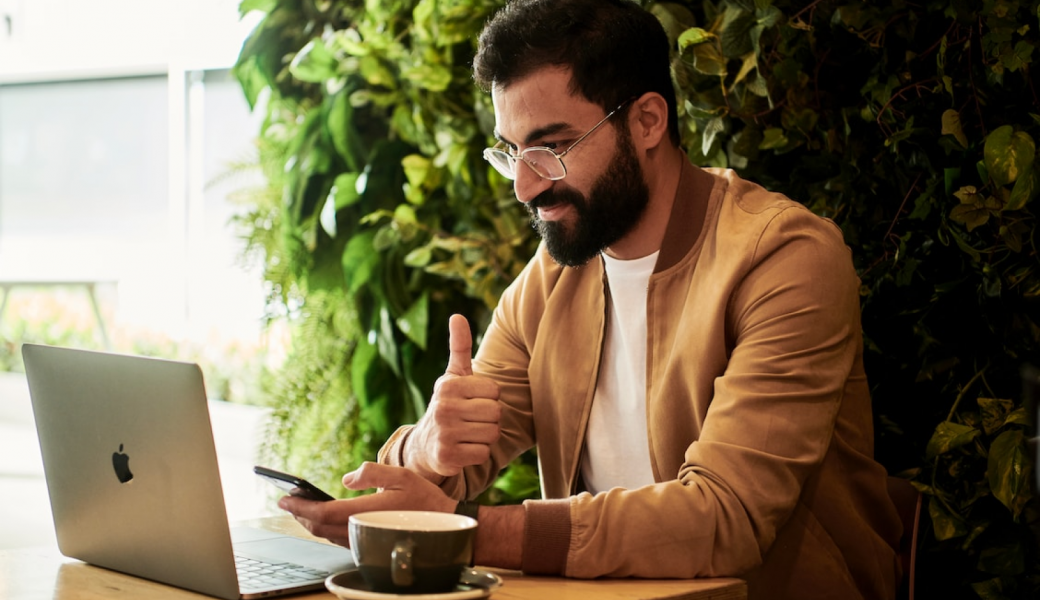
[580,250,659,495]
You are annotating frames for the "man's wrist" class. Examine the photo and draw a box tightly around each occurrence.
[455,500,480,520]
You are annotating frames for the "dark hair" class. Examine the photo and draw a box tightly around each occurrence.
[473,0,680,145]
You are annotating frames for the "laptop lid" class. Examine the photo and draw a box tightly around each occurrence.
[21,344,352,599]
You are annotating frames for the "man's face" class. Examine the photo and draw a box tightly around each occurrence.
[525,127,649,267]
[491,68,650,267]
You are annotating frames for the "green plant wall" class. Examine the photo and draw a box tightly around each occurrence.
[233,0,1038,597]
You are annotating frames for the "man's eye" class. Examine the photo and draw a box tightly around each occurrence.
[539,142,560,150]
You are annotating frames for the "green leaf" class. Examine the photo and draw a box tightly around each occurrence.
[1006,167,1037,211]
[290,39,339,83]
[977,542,1026,576]
[988,430,1031,518]
[758,127,789,150]
[351,336,380,409]
[941,109,969,149]
[402,154,432,188]
[677,27,715,51]
[327,91,360,170]
[403,245,433,268]
[1004,408,1030,427]
[238,0,276,16]
[978,397,1014,435]
[359,55,397,89]
[971,577,1008,600]
[950,202,991,231]
[333,173,361,208]
[926,421,980,459]
[928,495,968,541]
[377,306,401,376]
[402,64,452,92]
[997,40,1034,73]
[342,231,379,293]
[984,126,1035,187]
[396,291,429,350]
[702,117,726,156]
[720,7,756,59]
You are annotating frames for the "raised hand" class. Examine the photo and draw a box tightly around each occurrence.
[405,314,502,481]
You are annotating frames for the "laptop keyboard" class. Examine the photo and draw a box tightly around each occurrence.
[235,554,331,590]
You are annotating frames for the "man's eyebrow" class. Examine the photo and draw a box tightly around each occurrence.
[494,122,573,147]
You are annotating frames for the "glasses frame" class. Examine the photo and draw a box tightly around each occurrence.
[483,97,635,182]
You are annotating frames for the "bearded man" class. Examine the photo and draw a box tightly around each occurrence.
[279,1,903,598]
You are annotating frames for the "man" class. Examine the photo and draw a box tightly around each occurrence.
[279,1,902,598]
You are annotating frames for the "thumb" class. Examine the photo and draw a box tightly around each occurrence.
[342,462,403,491]
[444,314,473,377]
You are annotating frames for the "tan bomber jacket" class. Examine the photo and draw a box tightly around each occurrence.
[380,162,902,600]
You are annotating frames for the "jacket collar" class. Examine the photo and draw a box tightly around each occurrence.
[654,161,714,273]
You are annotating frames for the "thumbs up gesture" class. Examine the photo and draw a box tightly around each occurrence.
[405,314,502,481]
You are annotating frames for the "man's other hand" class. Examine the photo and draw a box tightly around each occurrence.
[406,314,502,481]
[278,463,457,547]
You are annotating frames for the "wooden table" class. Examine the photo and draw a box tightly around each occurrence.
[0,517,747,600]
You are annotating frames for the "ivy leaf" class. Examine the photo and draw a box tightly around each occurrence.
[702,117,726,156]
[1003,408,1030,427]
[759,127,789,150]
[731,52,759,90]
[689,42,728,77]
[984,125,1035,187]
[396,291,429,350]
[977,541,1026,575]
[342,231,379,293]
[941,109,969,149]
[926,421,980,459]
[928,495,968,541]
[987,430,1031,519]
[333,173,361,208]
[290,39,339,83]
[949,201,990,231]
[997,40,1035,73]
[402,64,453,92]
[677,27,715,51]
[239,0,276,15]
[978,397,1014,435]
[971,578,1008,599]
[721,7,756,59]
[377,306,401,376]
[1006,167,1037,211]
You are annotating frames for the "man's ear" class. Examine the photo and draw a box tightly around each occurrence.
[630,92,670,150]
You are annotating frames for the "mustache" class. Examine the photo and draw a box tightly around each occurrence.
[527,187,583,213]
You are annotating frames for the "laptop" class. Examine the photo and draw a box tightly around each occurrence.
[21,343,355,599]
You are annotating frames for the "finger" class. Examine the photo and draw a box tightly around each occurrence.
[278,495,329,521]
[444,314,473,377]
[434,376,500,402]
[342,462,412,491]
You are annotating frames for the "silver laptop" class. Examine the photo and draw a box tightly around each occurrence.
[22,343,354,599]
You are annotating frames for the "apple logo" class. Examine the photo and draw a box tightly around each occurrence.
[112,443,134,484]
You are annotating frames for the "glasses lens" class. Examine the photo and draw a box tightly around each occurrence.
[523,149,566,181]
[483,148,517,180]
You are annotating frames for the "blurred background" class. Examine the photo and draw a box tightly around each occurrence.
[0,0,284,548]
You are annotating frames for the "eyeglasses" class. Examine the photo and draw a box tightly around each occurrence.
[482,98,633,181]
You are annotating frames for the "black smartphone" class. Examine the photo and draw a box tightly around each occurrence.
[254,465,335,502]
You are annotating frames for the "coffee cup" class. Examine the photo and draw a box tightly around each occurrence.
[348,511,477,594]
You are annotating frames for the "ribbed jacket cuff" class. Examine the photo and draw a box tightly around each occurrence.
[521,499,571,575]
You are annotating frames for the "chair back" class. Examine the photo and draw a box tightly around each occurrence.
[886,476,922,600]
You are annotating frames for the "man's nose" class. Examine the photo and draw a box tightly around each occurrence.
[513,160,553,204]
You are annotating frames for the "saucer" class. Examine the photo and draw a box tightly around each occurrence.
[325,567,503,600]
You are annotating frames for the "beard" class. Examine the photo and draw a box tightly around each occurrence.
[526,126,650,268]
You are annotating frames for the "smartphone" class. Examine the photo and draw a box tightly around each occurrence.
[254,465,335,502]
